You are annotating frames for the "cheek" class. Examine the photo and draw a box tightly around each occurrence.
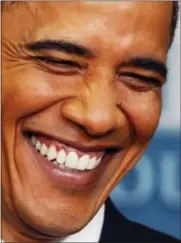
[121,89,161,142]
[2,67,79,123]
[2,70,50,121]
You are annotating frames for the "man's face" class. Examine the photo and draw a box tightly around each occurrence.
[2,1,172,240]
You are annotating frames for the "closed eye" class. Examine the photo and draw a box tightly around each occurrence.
[118,71,162,91]
[34,56,83,69]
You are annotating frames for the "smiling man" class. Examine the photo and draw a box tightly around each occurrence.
[1,1,179,242]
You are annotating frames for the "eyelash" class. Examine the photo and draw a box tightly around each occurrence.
[118,72,162,91]
[34,56,82,69]
[33,56,162,90]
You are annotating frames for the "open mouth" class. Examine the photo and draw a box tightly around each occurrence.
[23,131,119,188]
[30,135,104,172]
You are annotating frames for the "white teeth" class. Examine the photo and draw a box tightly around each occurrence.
[35,140,41,151]
[65,151,78,169]
[56,150,66,165]
[87,156,97,170]
[31,136,36,145]
[40,143,48,156]
[77,155,90,171]
[47,145,57,161]
[32,137,103,171]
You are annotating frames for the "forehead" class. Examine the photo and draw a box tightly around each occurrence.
[2,2,172,58]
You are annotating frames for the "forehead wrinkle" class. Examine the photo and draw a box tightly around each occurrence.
[2,2,172,59]
[2,2,49,46]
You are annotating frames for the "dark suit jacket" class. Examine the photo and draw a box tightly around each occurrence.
[99,198,179,242]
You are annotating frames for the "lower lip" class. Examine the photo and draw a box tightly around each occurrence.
[25,137,112,189]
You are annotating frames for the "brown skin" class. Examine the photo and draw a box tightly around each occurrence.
[2,2,172,242]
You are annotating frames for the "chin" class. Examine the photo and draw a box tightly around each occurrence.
[12,187,96,238]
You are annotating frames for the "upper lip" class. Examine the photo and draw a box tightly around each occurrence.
[25,130,122,153]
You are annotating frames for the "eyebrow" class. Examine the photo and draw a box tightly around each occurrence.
[24,40,95,58]
[24,39,167,79]
[121,57,167,79]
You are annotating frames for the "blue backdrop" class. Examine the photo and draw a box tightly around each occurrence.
[111,131,180,239]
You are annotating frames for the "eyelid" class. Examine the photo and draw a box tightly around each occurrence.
[33,55,85,69]
[118,71,162,87]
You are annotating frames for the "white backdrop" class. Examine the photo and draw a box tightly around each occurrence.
[161,15,180,131]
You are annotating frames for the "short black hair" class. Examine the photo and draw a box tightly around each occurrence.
[170,1,179,47]
[1,1,179,48]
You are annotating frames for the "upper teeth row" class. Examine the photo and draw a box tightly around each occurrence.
[31,136,102,171]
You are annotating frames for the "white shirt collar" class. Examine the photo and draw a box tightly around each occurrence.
[62,204,105,242]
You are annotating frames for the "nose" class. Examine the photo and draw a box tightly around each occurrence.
[61,76,121,137]
[62,84,121,137]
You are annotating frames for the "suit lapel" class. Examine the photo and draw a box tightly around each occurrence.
[99,198,129,242]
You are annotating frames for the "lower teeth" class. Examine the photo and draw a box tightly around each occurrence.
[52,161,65,169]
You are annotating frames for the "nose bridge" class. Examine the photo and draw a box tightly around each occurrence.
[86,79,115,116]
[61,68,121,136]
[82,72,118,135]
